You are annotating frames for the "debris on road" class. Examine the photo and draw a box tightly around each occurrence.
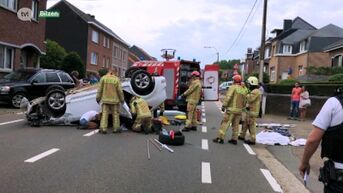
[149,139,162,151]
[154,139,174,153]
[147,140,151,160]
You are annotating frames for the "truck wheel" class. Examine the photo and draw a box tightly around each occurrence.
[131,70,155,95]
[45,90,66,118]
[11,92,27,108]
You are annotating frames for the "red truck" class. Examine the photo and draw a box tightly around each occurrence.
[125,49,219,111]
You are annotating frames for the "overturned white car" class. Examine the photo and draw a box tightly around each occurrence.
[23,71,167,127]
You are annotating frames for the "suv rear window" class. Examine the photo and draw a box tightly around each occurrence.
[46,72,60,82]
[59,72,73,83]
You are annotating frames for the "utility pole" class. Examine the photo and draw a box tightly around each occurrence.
[204,46,220,63]
[259,0,268,83]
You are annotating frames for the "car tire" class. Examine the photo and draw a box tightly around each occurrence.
[11,92,27,108]
[46,85,65,95]
[130,70,155,95]
[158,131,185,146]
[45,89,66,118]
[125,67,141,78]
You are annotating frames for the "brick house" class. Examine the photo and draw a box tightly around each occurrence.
[0,0,47,76]
[45,0,129,77]
[247,17,343,83]
[324,39,343,67]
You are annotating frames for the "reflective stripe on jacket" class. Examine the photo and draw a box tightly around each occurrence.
[223,84,247,113]
[96,74,124,104]
[183,79,202,104]
[247,88,261,117]
[130,97,151,118]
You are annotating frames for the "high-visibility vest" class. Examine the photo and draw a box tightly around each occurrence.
[246,88,261,117]
[130,97,151,118]
[184,79,202,104]
[96,74,124,104]
[223,84,247,113]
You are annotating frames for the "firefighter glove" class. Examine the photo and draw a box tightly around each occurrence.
[221,106,226,112]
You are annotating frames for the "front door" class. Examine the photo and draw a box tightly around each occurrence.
[20,50,28,68]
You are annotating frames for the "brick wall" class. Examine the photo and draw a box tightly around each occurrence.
[308,52,330,68]
[0,0,46,51]
[86,26,112,73]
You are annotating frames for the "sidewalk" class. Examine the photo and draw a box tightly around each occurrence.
[256,114,323,193]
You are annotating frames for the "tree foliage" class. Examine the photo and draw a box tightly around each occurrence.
[329,73,343,82]
[40,40,67,69]
[251,72,270,84]
[217,59,240,70]
[98,68,108,77]
[307,66,343,75]
[61,52,85,78]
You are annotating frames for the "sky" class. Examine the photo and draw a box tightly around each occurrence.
[47,0,343,66]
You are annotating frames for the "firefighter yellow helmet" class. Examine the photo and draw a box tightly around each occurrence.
[247,76,259,86]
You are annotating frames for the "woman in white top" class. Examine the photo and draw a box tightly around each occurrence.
[299,86,311,121]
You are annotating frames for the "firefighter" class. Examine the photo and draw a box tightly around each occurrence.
[213,74,247,144]
[181,71,202,131]
[238,76,261,145]
[96,69,124,134]
[129,96,152,134]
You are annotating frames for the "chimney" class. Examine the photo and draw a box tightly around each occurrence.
[283,19,292,31]
[87,14,95,19]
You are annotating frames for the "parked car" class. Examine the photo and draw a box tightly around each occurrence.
[0,69,75,108]
[219,81,233,91]
[23,70,167,127]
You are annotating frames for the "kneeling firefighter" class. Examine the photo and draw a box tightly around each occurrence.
[129,96,152,134]
[238,76,261,145]
[180,71,202,131]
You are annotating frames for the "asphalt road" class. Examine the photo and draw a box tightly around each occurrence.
[0,102,281,193]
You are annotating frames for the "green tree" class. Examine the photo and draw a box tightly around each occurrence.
[61,52,85,78]
[251,72,270,84]
[40,40,67,69]
[98,68,108,77]
[217,59,240,70]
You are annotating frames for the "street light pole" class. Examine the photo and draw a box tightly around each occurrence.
[259,0,268,83]
[204,46,220,63]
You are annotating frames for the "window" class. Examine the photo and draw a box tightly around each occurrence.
[103,37,107,47]
[91,52,98,65]
[300,41,307,52]
[46,73,60,82]
[0,45,14,70]
[265,47,270,58]
[282,45,292,54]
[102,56,106,67]
[59,72,73,83]
[298,65,304,76]
[332,55,343,67]
[92,30,99,43]
[270,67,276,82]
[113,46,118,58]
[107,38,110,48]
[31,0,38,20]
[106,57,110,68]
[32,73,46,83]
[0,0,17,11]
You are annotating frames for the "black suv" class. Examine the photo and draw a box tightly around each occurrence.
[0,69,75,108]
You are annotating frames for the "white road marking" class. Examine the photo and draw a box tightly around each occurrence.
[202,113,206,117]
[201,102,205,106]
[201,139,209,150]
[260,169,283,192]
[201,162,212,184]
[202,118,206,123]
[25,148,60,163]
[243,144,256,155]
[16,112,24,115]
[202,126,207,133]
[83,129,99,136]
[202,109,205,113]
[0,119,24,126]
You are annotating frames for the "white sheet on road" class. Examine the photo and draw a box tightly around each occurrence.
[256,131,290,146]
[289,138,307,146]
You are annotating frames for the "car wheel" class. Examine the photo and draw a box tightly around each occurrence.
[11,92,26,108]
[45,90,66,118]
[46,86,65,95]
[158,131,185,146]
[130,70,155,95]
[125,67,141,78]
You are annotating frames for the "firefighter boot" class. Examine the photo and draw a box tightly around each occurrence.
[191,126,197,131]
[244,140,256,145]
[228,139,238,145]
[213,137,224,144]
[182,127,191,132]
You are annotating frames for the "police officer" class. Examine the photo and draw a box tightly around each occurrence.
[299,87,343,192]
[181,71,202,131]
[213,74,247,144]
[129,96,152,134]
[238,76,261,145]
[96,69,124,134]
